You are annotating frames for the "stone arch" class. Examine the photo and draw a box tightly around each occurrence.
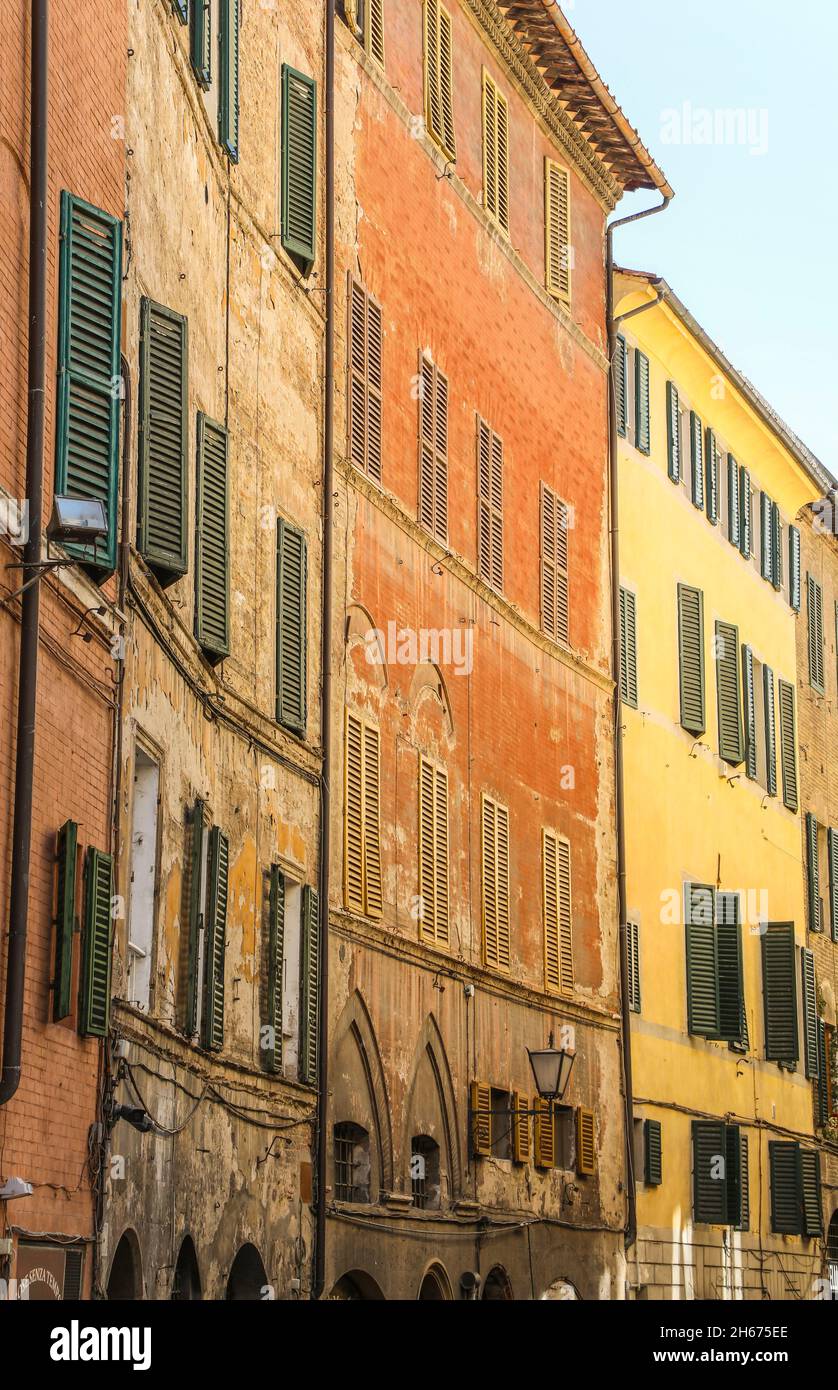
[226,1243,268,1301]
[345,603,388,690]
[171,1234,202,1300]
[482,1265,513,1300]
[409,662,454,739]
[107,1228,143,1300]
[542,1276,581,1300]
[418,1261,453,1300]
[329,1268,386,1300]
[402,1013,462,1200]
[332,989,394,1194]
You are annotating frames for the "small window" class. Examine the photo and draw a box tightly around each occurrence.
[334,1122,371,1203]
[127,748,161,1011]
[411,1135,441,1209]
[490,1089,512,1159]
[553,1105,575,1169]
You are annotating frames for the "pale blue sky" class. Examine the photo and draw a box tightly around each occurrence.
[570,0,837,473]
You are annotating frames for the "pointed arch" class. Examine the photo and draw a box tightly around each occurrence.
[345,603,388,690]
[332,989,394,1193]
[409,662,454,738]
[402,1013,462,1199]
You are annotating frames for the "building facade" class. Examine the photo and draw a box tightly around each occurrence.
[615,267,833,1299]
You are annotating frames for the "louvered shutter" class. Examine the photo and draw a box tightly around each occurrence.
[806,812,821,933]
[545,159,570,302]
[543,830,572,992]
[540,483,568,645]
[677,584,705,735]
[690,411,704,509]
[368,0,385,66]
[363,722,383,917]
[828,828,838,941]
[771,502,783,591]
[614,335,628,438]
[705,428,719,524]
[727,455,740,548]
[477,417,503,591]
[299,884,320,1085]
[55,192,123,577]
[644,1119,662,1185]
[79,848,113,1038]
[715,620,743,764]
[760,492,773,580]
[800,1149,823,1236]
[195,414,230,659]
[807,575,824,690]
[788,526,801,611]
[433,767,450,945]
[693,1120,727,1224]
[418,354,448,542]
[347,278,383,483]
[482,795,510,969]
[219,0,240,162]
[763,665,777,797]
[184,800,205,1036]
[739,466,751,558]
[619,587,638,707]
[735,1131,750,1231]
[53,821,78,1022]
[816,1019,829,1125]
[265,866,285,1074]
[201,827,228,1051]
[138,299,188,580]
[778,679,798,811]
[742,645,757,779]
[685,883,719,1036]
[801,946,819,1079]
[344,711,365,913]
[533,1098,556,1168]
[418,758,449,945]
[424,0,456,160]
[635,350,650,455]
[769,1141,802,1234]
[666,382,680,482]
[576,1107,596,1175]
[281,66,317,266]
[725,1124,743,1227]
[716,892,747,1047]
[761,922,799,1064]
[191,0,211,87]
[276,519,307,735]
[627,920,641,1013]
[482,73,509,233]
[470,1081,492,1158]
[512,1091,530,1163]
[496,804,510,969]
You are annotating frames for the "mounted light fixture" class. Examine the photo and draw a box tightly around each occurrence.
[47,495,108,544]
[527,1032,575,1102]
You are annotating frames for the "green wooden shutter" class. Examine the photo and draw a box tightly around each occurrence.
[281,65,317,267]
[816,1019,829,1126]
[138,299,188,580]
[619,587,638,708]
[771,502,783,591]
[219,0,240,162]
[763,665,777,797]
[201,827,228,1051]
[690,410,704,509]
[727,455,740,548]
[769,1141,801,1234]
[693,1120,727,1224]
[800,1149,823,1236]
[195,413,230,660]
[299,884,320,1085]
[79,848,113,1038]
[801,946,819,1079]
[805,812,821,933]
[191,0,211,88]
[265,866,284,1075]
[644,1119,662,1185]
[614,335,627,438]
[761,922,799,1064]
[677,584,705,735]
[666,381,680,482]
[53,821,78,1022]
[635,350,650,455]
[788,526,801,611]
[807,575,824,690]
[276,519,307,735]
[55,192,123,577]
[685,883,719,1036]
[828,827,838,941]
[715,620,743,764]
[760,492,773,581]
[725,1124,743,1227]
[705,427,718,525]
[736,1132,750,1231]
[739,466,752,558]
[184,800,205,1037]
[778,679,798,811]
[627,919,641,1013]
[716,892,747,1047]
[742,645,756,779]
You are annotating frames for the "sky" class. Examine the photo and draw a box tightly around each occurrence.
[567,0,838,473]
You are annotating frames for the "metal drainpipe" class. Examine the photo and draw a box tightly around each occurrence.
[605,194,671,1249]
[1,0,49,1108]
[313,0,335,1301]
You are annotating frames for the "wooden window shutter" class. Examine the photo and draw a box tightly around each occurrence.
[736,1132,750,1231]
[418,757,449,946]
[724,1124,744,1227]
[533,1098,555,1168]
[801,946,819,1079]
[367,0,386,67]
[685,883,719,1036]
[470,1081,492,1158]
[760,492,773,580]
[769,1141,802,1234]
[692,1120,727,1224]
[276,519,308,736]
[201,827,228,1052]
[344,711,365,913]
[191,1,212,87]
[55,192,123,578]
[690,410,704,509]
[739,466,751,558]
[627,920,641,1013]
[418,353,448,542]
[761,922,799,1064]
[219,0,240,162]
[265,866,285,1075]
[53,821,78,1022]
[363,722,383,917]
[79,848,113,1038]
[281,66,317,267]
[477,417,503,591]
[575,1107,596,1176]
[299,884,320,1085]
[545,158,570,302]
[677,583,705,735]
[778,679,798,811]
[424,0,456,160]
[614,335,628,438]
[347,277,383,483]
[771,502,783,591]
[482,71,509,234]
[828,828,838,941]
[635,350,651,455]
[715,620,743,764]
[800,1148,823,1236]
[481,795,509,969]
[619,587,638,707]
[788,526,801,611]
[705,428,719,524]
[512,1091,530,1163]
[727,455,740,548]
[542,829,572,993]
[540,482,569,645]
[665,381,680,482]
[763,665,777,797]
[183,800,205,1036]
[138,299,188,581]
[495,804,511,969]
[816,1019,829,1125]
[805,812,821,933]
[742,645,757,779]
[644,1119,662,1185]
[195,413,230,660]
[807,575,824,690]
[716,892,747,1048]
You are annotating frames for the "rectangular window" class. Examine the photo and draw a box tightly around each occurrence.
[677,584,705,735]
[263,874,303,1080]
[477,417,503,591]
[127,748,160,1012]
[481,794,510,970]
[684,884,746,1045]
[219,0,240,161]
[614,335,628,439]
[715,620,743,765]
[761,921,799,1064]
[619,587,638,708]
[543,829,573,993]
[79,849,113,1038]
[540,482,569,645]
[778,678,798,811]
[545,158,570,303]
[423,0,456,160]
[347,276,383,483]
[418,757,450,946]
[769,1142,823,1236]
[760,491,774,581]
[281,65,317,267]
[627,920,641,1013]
[195,413,230,661]
[138,299,188,582]
[635,350,650,455]
[418,353,449,542]
[690,410,704,509]
[275,519,308,736]
[344,711,383,918]
[808,574,824,691]
[53,822,78,1023]
[666,382,681,482]
[482,71,509,234]
[693,1121,748,1227]
[705,428,719,525]
[490,1088,512,1160]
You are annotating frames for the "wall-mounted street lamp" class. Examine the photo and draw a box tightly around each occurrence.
[527,1032,575,1103]
[1,497,108,612]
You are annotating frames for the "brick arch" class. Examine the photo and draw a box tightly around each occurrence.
[345,602,388,691]
[409,662,454,739]
[402,1013,462,1199]
[332,989,394,1193]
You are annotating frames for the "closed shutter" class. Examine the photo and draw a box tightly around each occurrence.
[801,946,819,1079]
[281,66,317,265]
[184,800,205,1037]
[195,414,230,660]
[627,920,641,1013]
[805,812,821,933]
[470,1081,492,1158]
[635,350,650,455]
[53,821,78,1022]
[788,526,801,611]
[763,665,777,797]
[424,0,456,160]
[299,884,320,1085]
[619,587,638,707]
[800,1149,823,1236]
[347,277,383,483]
[677,584,705,735]
[614,335,628,438]
[368,0,386,66]
[736,1132,750,1231]
[760,492,773,580]
[725,1124,743,1227]
[276,519,307,735]
[705,428,719,524]
[807,575,824,690]
[363,722,383,917]
[55,192,123,577]
[540,482,569,644]
[545,159,570,302]
[778,679,798,811]
[716,891,747,1047]
[771,502,783,591]
[739,466,751,558]
[727,455,740,548]
[828,827,838,941]
[742,645,757,779]
[482,795,510,970]
[79,848,113,1038]
[685,883,719,1036]
[344,711,365,913]
[816,1019,829,1125]
[138,299,188,580]
[512,1090,530,1163]
[482,72,509,234]
[690,411,704,509]
[666,382,680,482]
[715,620,743,764]
[542,829,572,993]
[418,757,450,946]
[265,866,285,1074]
[644,1119,662,1185]
[201,827,228,1051]
[769,1141,802,1234]
[219,0,240,161]
[418,353,448,542]
[191,0,212,88]
[576,1107,596,1175]
[693,1120,727,1224]
[761,922,799,1064]
[533,1098,555,1167]
[477,417,503,591]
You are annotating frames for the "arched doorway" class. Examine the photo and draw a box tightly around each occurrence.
[171,1236,202,1301]
[827,1210,838,1298]
[542,1278,580,1300]
[226,1243,268,1301]
[107,1230,142,1300]
[482,1265,513,1301]
[418,1263,451,1300]
[328,1269,385,1300]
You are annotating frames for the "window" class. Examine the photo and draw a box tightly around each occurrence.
[635,350,650,455]
[127,748,160,1011]
[418,353,449,542]
[276,519,307,735]
[262,871,314,1082]
[684,885,747,1046]
[627,919,641,1013]
[481,795,510,970]
[341,0,385,67]
[689,411,704,509]
[739,465,752,558]
[805,813,822,934]
[769,1142,822,1236]
[423,0,455,160]
[542,829,572,993]
[761,921,798,1065]
[411,1136,440,1209]
[344,711,383,918]
[334,1123,371,1203]
[727,455,740,548]
[614,336,628,439]
[807,574,824,691]
[195,413,230,662]
[540,483,569,644]
[55,192,123,578]
[788,526,801,611]
[760,491,783,585]
[778,678,798,811]
[181,806,229,1051]
[490,1089,512,1160]
[477,417,503,591]
[418,757,450,946]
[763,663,777,796]
[665,381,680,482]
[545,158,570,304]
[347,277,383,482]
[138,300,188,583]
[79,848,114,1039]
[705,428,719,524]
[219,0,240,161]
[715,620,743,765]
[644,1119,662,1186]
[281,66,317,268]
[482,71,509,234]
[692,1121,749,1228]
[554,1105,575,1170]
[53,821,77,1023]
[677,584,705,735]
[619,587,638,707]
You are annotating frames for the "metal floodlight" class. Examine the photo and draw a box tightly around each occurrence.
[0,1176,34,1200]
[111,1104,154,1134]
[527,1032,575,1102]
[47,495,108,544]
